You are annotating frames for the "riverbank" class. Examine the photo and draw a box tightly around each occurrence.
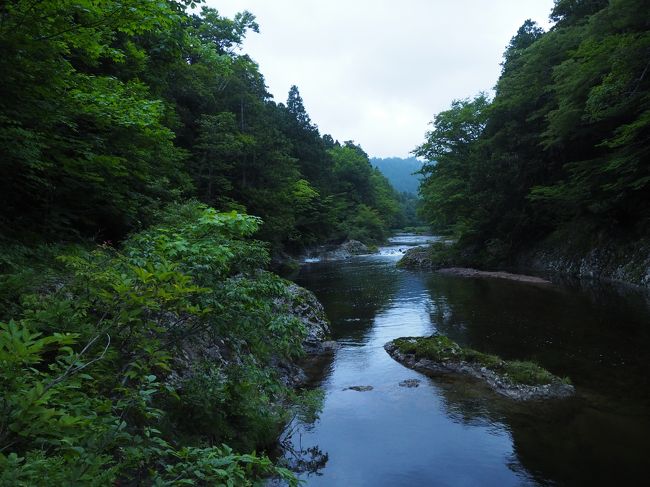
[398,234,650,289]
[518,232,650,289]
[436,267,551,284]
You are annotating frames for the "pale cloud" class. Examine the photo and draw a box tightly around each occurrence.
[207,0,555,157]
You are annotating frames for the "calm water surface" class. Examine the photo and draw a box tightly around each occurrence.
[286,234,650,486]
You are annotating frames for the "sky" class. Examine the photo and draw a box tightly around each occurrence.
[207,0,556,159]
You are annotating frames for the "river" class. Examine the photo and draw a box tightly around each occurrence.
[285,234,650,486]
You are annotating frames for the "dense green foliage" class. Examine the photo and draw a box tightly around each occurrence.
[416,0,650,262]
[0,202,315,485]
[0,1,405,481]
[0,0,402,249]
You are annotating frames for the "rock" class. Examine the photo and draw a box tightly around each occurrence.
[167,331,230,388]
[279,283,332,355]
[519,238,650,289]
[397,246,433,268]
[320,340,339,352]
[302,239,372,262]
[399,379,421,388]
[384,340,574,401]
[343,385,373,392]
[339,239,369,255]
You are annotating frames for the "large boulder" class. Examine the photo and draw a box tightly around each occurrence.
[281,282,332,354]
[397,245,433,268]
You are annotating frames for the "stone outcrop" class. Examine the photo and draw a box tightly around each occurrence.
[399,235,650,289]
[280,282,333,355]
[520,239,650,289]
[384,339,574,401]
[396,245,433,268]
[302,239,371,262]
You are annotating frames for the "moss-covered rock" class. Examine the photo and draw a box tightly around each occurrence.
[385,335,574,400]
[397,241,463,269]
[397,246,434,268]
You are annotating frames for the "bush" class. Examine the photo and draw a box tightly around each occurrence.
[0,203,303,485]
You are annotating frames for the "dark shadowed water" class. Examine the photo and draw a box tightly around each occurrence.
[286,234,650,486]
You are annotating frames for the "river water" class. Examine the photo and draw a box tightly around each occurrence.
[286,234,650,486]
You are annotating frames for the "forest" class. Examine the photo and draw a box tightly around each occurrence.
[415,0,649,270]
[0,1,405,250]
[0,0,407,485]
[2,0,648,484]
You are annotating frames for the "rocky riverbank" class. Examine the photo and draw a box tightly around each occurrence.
[518,236,650,289]
[385,336,574,401]
[301,239,372,262]
[398,237,650,289]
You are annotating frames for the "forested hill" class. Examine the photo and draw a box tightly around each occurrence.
[371,157,423,195]
[0,2,408,485]
[0,1,405,251]
[416,0,650,272]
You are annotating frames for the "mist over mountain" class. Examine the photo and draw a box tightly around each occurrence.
[371,157,423,195]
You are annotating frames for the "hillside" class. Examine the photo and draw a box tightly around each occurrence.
[413,0,650,285]
[371,157,423,195]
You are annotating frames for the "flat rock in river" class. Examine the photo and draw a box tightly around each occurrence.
[384,339,574,401]
[399,379,421,388]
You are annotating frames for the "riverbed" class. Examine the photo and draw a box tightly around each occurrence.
[285,234,650,486]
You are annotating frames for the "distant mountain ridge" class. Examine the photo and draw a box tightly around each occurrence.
[371,157,423,195]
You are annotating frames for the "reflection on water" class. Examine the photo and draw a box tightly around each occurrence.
[288,235,650,486]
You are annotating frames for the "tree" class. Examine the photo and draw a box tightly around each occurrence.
[191,112,252,205]
[414,94,490,238]
[287,85,315,131]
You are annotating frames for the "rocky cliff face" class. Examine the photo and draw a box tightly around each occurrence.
[518,237,650,289]
[398,239,650,289]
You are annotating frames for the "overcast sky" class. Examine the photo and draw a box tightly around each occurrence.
[207,0,555,158]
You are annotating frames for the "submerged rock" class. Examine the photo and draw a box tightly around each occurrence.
[385,336,574,401]
[343,385,374,392]
[399,379,421,388]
